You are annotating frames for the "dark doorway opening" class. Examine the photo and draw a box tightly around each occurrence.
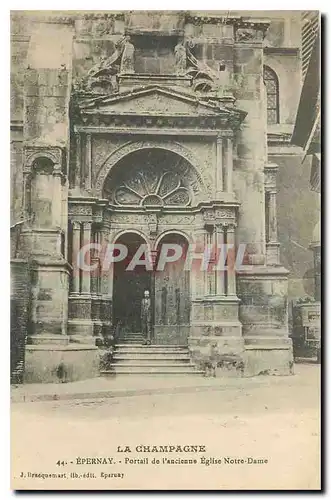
[113,233,151,339]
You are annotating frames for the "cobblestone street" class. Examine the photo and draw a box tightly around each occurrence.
[11,364,320,490]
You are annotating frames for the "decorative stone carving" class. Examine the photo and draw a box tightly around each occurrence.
[24,146,64,173]
[73,36,132,94]
[160,214,195,225]
[214,208,235,219]
[110,214,144,225]
[113,169,191,207]
[186,43,216,94]
[174,41,187,75]
[120,36,135,74]
[235,28,256,42]
[95,140,208,197]
[93,17,114,36]
[202,210,216,222]
[68,204,93,217]
[147,213,158,239]
[81,13,124,21]
[234,21,268,43]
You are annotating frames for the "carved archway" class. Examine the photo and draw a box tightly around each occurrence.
[102,147,205,208]
[95,140,209,199]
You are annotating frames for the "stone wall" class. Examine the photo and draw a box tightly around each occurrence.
[11,259,31,383]
[275,154,320,301]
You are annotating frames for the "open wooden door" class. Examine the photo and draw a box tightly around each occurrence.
[154,233,190,345]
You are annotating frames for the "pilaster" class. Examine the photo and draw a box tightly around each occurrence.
[264,162,281,265]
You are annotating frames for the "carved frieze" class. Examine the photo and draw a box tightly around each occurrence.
[214,208,236,219]
[109,213,145,225]
[159,214,195,225]
[68,204,93,217]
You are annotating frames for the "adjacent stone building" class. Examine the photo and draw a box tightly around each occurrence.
[11,11,317,382]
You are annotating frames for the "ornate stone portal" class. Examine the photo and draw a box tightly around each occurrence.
[20,12,293,381]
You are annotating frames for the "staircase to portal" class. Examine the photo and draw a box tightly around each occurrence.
[101,332,203,376]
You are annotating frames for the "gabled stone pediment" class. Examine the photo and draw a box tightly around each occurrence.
[76,85,247,129]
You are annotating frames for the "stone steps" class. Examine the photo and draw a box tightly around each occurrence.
[105,342,202,376]
[114,356,191,363]
[115,345,189,353]
[105,364,201,375]
[116,333,145,344]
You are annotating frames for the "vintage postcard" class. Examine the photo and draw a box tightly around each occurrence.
[10,10,321,490]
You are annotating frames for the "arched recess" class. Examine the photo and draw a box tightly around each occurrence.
[94,140,209,201]
[154,229,192,249]
[101,147,205,209]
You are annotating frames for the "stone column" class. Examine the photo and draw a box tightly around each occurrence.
[204,227,214,295]
[52,167,63,228]
[90,224,101,295]
[265,163,280,265]
[100,225,111,296]
[216,135,224,195]
[71,221,81,294]
[225,138,233,193]
[226,224,236,296]
[75,132,81,189]
[81,221,92,294]
[85,133,92,190]
[98,224,113,345]
[268,190,278,242]
[22,172,30,220]
[215,224,225,295]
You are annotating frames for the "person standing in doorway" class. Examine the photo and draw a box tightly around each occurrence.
[141,290,152,345]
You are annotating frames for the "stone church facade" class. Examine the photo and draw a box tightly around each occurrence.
[11,11,306,382]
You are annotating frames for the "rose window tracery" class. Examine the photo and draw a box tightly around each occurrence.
[103,149,200,208]
[114,170,191,207]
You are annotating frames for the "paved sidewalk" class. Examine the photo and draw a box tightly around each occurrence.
[11,363,319,403]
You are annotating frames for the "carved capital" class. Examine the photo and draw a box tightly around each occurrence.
[82,221,92,231]
[226,222,237,232]
[264,162,278,191]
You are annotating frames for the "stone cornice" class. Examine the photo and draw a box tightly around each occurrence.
[74,113,243,132]
[237,266,289,277]
[73,125,234,137]
[11,11,124,24]
[68,197,240,218]
[11,11,270,37]
[73,85,247,131]
[267,132,292,144]
[264,47,300,56]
